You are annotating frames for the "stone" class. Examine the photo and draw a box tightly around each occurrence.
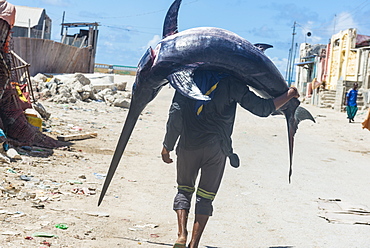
[74,73,91,86]
[71,90,82,101]
[6,148,22,160]
[33,73,47,82]
[113,98,130,108]
[49,83,58,96]
[33,102,51,120]
[104,95,115,106]
[41,89,52,98]
[80,91,91,101]
[0,153,10,164]
[73,81,84,93]
[115,81,127,91]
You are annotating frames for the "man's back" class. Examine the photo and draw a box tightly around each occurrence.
[164,69,275,157]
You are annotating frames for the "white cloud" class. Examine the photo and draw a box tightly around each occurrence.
[41,0,70,6]
[292,13,359,47]
[146,35,161,49]
[103,41,114,49]
[299,21,324,44]
[332,12,357,33]
[270,56,289,77]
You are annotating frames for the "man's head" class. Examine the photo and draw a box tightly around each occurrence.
[353,82,359,90]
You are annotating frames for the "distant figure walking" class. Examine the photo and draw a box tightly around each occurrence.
[345,83,359,123]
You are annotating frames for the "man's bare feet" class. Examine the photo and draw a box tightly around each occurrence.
[175,230,187,245]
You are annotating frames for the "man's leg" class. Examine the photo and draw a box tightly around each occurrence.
[173,146,201,247]
[188,214,209,248]
[175,209,189,245]
[188,141,227,248]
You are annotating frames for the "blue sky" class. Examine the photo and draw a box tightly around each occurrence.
[8,0,370,76]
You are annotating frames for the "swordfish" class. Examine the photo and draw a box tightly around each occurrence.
[98,0,315,206]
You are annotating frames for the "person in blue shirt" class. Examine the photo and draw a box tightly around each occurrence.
[345,83,359,123]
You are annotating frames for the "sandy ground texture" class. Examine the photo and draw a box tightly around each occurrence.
[0,74,370,248]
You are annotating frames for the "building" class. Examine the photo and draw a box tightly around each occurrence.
[295,43,327,98]
[296,28,370,111]
[10,6,99,75]
[12,5,52,39]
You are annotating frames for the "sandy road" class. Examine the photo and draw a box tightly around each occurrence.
[1,75,369,248]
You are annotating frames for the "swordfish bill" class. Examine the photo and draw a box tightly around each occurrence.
[98,0,315,206]
[98,0,183,206]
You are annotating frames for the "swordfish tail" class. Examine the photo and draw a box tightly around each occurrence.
[283,104,315,183]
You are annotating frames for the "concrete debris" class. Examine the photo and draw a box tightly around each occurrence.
[57,132,98,142]
[32,102,51,120]
[113,98,130,108]
[115,81,127,91]
[6,148,22,160]
[32,73,131,108]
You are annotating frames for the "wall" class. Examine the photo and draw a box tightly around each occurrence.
[327,29,358,90]
[12,37,93,76]
[94,63,137,76]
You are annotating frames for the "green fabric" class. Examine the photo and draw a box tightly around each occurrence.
[347,105,358,119]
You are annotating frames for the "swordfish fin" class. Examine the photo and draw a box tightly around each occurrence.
[283,104,315,183]
[295,106,316,124]
[253,43,273,53]
[168,65,211,101]
[98,107,142,206]
[163,0,182,38]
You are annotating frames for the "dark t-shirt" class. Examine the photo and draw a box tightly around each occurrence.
[163,70,276,156]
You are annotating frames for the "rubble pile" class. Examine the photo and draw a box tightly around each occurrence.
[31,73,131,108]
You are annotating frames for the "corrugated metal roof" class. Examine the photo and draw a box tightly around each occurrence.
[14,5,46,28]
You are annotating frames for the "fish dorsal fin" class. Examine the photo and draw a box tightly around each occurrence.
[254,43,273,53]
[162,0,182,38]
[167,65,211,101]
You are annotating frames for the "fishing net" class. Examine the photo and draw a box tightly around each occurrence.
[0,20,61,148]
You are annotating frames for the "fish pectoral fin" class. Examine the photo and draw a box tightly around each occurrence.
[295,106,316,124]
[167,66,210,101]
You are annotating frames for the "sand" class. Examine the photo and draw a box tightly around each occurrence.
[0,75,369,248]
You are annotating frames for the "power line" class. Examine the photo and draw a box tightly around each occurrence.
[101,25,159,35]
[61,0,199,20]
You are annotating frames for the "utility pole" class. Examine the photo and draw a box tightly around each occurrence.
[287,21,297,86]
[60,11,65,36]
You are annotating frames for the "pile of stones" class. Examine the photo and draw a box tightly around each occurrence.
[31,73,131,108]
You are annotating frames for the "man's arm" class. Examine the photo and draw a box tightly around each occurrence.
[273,87,300,110]
[230,76,299,116]
[162,92,184,164]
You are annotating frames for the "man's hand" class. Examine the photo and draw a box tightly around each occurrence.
[161,146,173,163]
[273,86,300,110]
[287,87,300,99]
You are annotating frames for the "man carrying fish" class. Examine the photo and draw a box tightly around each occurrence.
[98,1,315,247]
[161,69,300,248]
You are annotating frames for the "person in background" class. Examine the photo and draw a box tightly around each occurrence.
[0,0,15,146]
[161,69,300,248]
[345,82,359,123]
[0,0,15,54]
[362,107,370,131]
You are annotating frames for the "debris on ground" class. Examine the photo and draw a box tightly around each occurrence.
[32,73,131,108]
